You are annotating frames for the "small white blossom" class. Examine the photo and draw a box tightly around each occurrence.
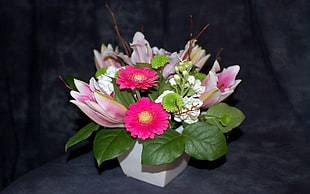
[173,74,181,81]
[183,96,203,108]
[97,66,120,96]
[98,74,112,82]
[97,66,119,81]
[173,96,203,124]
[97,75,114,95]
[183,76,205,97]
[97,80,114,95]
[187,75,195,85]
[169,77,177,86]
[192,79,205,95]
[105,66,119,78]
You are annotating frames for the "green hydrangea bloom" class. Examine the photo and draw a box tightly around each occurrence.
[162,93,183,112]
[151,55,169,69]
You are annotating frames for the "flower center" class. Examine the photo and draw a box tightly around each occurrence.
[138,110,153,125]
[217,82,226,92]
[132,73,146,81]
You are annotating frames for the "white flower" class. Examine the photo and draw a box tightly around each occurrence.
[183,76,205,97]
[97,66,119,95]
[97,75,114,95]
[105,66,119,78]
[183,96,203,109]
[174,110,199,124]
[187,75,195,85]
[192,79,205,97]
[98,74,112,82]
[169,77,177,86]
[173,96,203,124]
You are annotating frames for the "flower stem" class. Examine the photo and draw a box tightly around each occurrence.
[134,89,142,100]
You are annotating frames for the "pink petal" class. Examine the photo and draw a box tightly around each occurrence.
[200,89,220,109]
[217,65,240,84]
[86,101,123,123]
[93,49,104,69]
[94,92,127,120]
[195,54,211,72]
[202,71,218,88]
[70,91,93,104]
[200,72,220,108]
[70,100,124,128]
[162,52,179,79]
[211,60,221,72]
[131,32,152,64]
[217,79,242,102]
[217,65,240,92]
[116,53,133,66]
[74,79,93,96]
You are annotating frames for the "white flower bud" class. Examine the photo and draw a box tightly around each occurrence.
[187,76,195,85]
[174,66,179,73]
[174,74,181,81]
[169,78,177,86]
[182,71,189,79]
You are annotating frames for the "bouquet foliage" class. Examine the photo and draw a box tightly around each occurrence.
[64,28,245,166]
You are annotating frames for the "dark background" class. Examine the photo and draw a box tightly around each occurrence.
[1,0,309,193]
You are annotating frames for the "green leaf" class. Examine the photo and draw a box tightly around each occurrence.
[219,113,231,126]
[194,72,207,82]
[64,75,85,90]
[95,67,108,78]
[65,122,99,151]
[135,63,152,69]
[158,79,173,94]
[112,79,135,108]
[206,103,245,132]
[142,128,185,165]
[183,122,227,161]
[151,55,169,69]
[93,128,135,166]
[148,74,173,101]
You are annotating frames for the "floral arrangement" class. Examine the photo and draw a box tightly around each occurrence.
[64,29,245,166]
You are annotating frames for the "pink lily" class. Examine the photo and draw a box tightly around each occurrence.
[70,78,127,127]
[130,32,153,64]
[93,44,132,70]
[179,40,211,71]
[152,47,171,56]
[161,52,179,79]
[200,60,241,109]
[161,40,210,79]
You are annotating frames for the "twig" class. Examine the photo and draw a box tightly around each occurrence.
[193,23,210,41]
[105,4,131,56]
[58,75,74,90]
[216,48,224,62]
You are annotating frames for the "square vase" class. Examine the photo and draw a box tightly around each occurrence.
[117,141,190,187]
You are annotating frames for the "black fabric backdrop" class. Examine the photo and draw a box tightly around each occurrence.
[1,0,309,193]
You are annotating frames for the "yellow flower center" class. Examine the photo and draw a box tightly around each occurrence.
[132,73,146,81]
[138,110,153,125]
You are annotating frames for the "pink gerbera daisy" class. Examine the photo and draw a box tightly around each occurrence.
[124,97,170,140]
[116,66,159,90]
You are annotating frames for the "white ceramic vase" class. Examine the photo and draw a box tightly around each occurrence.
[117,141,190,187]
